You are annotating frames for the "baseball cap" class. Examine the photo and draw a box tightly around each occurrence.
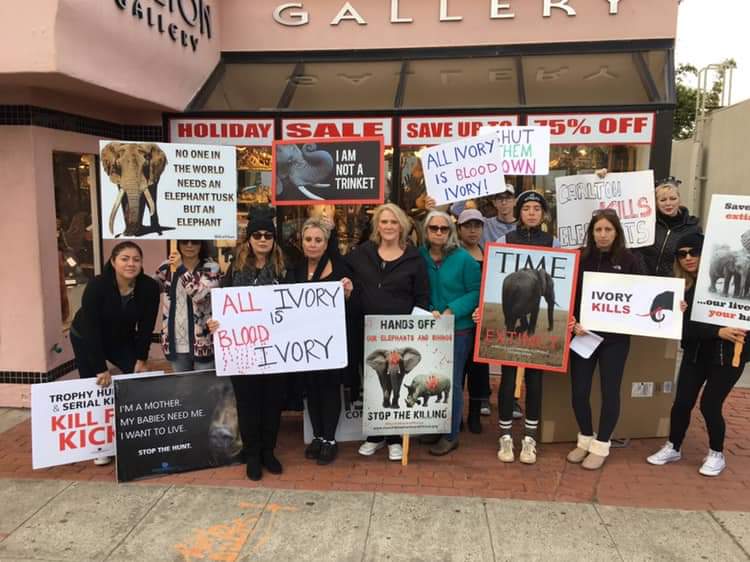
[457,209,486,225]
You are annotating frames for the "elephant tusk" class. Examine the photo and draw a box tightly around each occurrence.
[109,189,125,234]
[298,185,325,200]
[143,189,156,216]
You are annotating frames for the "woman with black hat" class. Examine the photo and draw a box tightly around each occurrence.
[647,233,748,476]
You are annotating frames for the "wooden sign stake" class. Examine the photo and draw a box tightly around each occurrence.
[401,434,410,466]
[169,240,178,273]
[514,367,525,399]
[733,342,743,368]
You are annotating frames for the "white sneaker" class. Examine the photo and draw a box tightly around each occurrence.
[497,435,514,463]
[93,455,112,466]
[699,450,726,477]
[358,440,386,456]
[480,400,491,416]
[520,436,537,465]
[646,441,682,466]
[388,444,403,461]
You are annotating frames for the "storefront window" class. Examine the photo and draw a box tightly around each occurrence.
[52,152,99,330]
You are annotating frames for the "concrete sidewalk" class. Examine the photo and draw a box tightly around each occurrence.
[1,478,749,562]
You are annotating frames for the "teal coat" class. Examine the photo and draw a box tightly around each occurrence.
[419,246,481,331]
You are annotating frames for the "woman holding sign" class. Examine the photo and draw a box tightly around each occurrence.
[207,215,288,481]
[647,234,748,476]
[568,209,642,470]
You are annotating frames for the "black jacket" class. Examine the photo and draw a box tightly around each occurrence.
[637,207,701,277]
[71,265,160,373]
[505,225,555,247]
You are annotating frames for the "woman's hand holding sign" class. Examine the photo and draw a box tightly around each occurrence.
[719,327,746,345]
[95,370,112,387]
[207,319,220,334]
[341,277,353,299]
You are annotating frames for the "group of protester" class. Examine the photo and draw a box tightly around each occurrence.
[70,173,747,480]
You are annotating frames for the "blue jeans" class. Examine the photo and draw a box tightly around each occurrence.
[449,330,474,441]
[170,353,215,374]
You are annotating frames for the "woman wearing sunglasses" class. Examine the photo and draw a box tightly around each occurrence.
[647,233,748,476]
[419,211,481,455]
[207,214,288,481]
[567,209,642,469]
[156,240,220,373]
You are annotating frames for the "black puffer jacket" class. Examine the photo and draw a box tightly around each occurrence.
[505,225,555,247]
[637,207,701,277]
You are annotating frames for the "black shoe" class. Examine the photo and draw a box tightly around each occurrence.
[246,456,262,481]
[419,434,441,445]
[305,438,323,460]
[261,450,283,474]
[317,442,338,465]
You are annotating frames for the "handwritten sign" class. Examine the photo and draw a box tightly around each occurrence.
[692,194,750,330]
[421,133,506,206]
[211,282,347,376]
[478,125,551,175]
[580,272,684,339]
[99,140,236,240]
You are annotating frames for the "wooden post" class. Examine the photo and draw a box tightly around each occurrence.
[733,342,743,368]
[401,434,410,466]
[514,366,525,399]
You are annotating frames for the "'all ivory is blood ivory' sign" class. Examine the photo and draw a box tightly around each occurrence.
[211,282,347,376]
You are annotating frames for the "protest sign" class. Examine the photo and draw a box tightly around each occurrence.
[692,194,750,330]
[362,315,453,437]
[303,387,363,444]
[99,140,237,240]
[115,371,242,482]
[580,272,684,339]
[272,137,384,205]
[474,244,579,372]
[211,281,347,376]
[478,125,550,175]
[555,170,656,249]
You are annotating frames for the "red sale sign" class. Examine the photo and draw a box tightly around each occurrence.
[401,115,520,146]
[169,118,275,146]
[527,113,655,144]
[282,118,393,146]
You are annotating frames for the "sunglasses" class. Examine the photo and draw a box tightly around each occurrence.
[427,225,451,234]
[250,231,275,240]
[676,248,701,259]
[180,240,202,246]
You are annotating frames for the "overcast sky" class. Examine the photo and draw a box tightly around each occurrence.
[676,0,749,104]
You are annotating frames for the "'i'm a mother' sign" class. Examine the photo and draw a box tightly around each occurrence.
[211,282,347,376]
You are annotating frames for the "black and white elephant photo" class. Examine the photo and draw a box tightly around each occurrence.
[709,245,748,298]
[502,268,556,335]
[365,347,422,409]
[101,142,173,237]
[275,143,334,201]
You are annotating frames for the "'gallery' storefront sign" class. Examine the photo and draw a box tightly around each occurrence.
[114,0,213,52]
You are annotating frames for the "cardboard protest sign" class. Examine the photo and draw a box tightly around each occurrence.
[692,194,750,330]
[211,281,347,376]
[272,137,384,205]
[580,273,685,339]
[99,140,237,240]
[303,387,363,444]
[478,125,551,175]
[362,315,453,437]
[555,170,656,249]
[474,244,579,372]
[115,371,242,482]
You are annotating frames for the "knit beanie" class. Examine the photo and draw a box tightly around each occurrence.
[514,190,548,218]
[673,232,703,256]
[246,216,275,237]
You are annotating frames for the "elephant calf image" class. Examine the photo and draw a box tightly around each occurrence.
[709,246,744,298]
[207,380,243,466]
[404,374,451,408]
[502,268,555,335]
[101,142,173,237]
[275,143,334,201]
[366,347,422,409]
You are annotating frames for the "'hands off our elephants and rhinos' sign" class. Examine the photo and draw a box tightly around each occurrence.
[115,372,242,482]
[99,140,237,240]
[271,137,384,205]
[211,282,347,376]
[580,273,685,339]
[363,315,454,437]
[555,170,656,249]
[692,194,750,330]
[474,244,579,373]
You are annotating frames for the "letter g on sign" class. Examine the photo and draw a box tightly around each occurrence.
[273,3,309,26]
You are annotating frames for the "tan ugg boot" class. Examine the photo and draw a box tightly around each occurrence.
[582,439,610,470]
[567,433,595,464]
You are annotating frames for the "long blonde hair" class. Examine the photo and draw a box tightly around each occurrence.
[673,258,697,290]
[234,232,286,278]
[370,203,411,248]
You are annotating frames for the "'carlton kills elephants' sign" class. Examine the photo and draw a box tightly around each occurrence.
[474,244,579,372]
[99,140,236,240]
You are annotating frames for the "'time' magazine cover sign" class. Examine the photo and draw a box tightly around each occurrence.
[363,315,454,437]
[474,244,579,372]
[272,137,384,205]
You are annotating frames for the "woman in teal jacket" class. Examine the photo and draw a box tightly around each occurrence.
[419,210,481,455]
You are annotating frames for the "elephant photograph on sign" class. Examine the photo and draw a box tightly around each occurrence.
[365,347,422,409]
[709,244,750,298]
[502,268,556,335]
[275,143,335,201]
[101,142,173,237]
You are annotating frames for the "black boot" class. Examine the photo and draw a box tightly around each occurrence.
[261,449,283,474]
[468,399,482,434]
[246,455,262,481]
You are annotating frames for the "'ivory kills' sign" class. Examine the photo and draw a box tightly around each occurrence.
[692,194,750,330]
[422,133,506,206]
[211,282,347,376]
[478,125,551,175]
[99,140,237,240]
[580,273,684,339]
[555,170,656,249]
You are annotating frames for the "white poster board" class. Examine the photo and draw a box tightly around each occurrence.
[692,194,750,330]
[211,282,347,376]
[580,272,684,340]
[478,125,550,175]
[99,140,237,240]
[555,170,656,249]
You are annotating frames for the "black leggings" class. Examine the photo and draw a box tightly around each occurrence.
[305,373,342,442]
[569,337,630,442]
[231,374,287,457]
[669,352,743,452]
[464,337,490,401]
[499,366,542,422]
[70,331,136,378]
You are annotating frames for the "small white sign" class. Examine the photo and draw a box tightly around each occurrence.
[478,125,551,175]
